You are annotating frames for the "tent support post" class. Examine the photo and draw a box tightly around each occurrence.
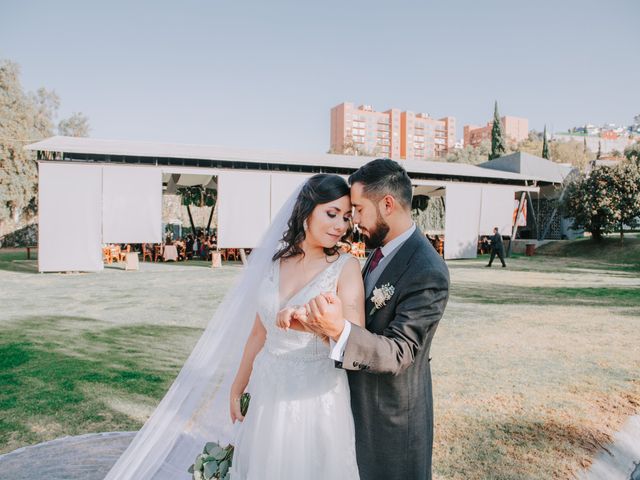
[526,191,539,240]
[186,205,197,235]
[508,192,527,257]
[206,203,215,234]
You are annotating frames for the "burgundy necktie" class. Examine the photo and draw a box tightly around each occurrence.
[368,247,384,274]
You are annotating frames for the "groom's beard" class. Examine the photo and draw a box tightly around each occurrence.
[362,212,390,249]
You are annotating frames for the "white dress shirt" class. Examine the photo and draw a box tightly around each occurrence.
[330,223,416,361]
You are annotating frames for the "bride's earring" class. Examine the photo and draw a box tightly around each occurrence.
[303,220,308,232]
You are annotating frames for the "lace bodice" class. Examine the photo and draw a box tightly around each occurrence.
[256,253,352,361]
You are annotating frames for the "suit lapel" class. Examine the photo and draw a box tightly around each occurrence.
[365,229,422,326]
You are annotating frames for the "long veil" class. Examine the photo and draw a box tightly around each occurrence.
[105,184,304,480]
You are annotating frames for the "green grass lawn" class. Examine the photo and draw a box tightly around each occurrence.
[0,316,200,450]
[1,238,639,479]
[537,233,640,271]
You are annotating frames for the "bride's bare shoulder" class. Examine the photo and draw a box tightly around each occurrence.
[337,253,363,281]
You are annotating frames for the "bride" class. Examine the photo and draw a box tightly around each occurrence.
[105,174,364,479]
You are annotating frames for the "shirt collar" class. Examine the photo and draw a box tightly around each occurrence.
[380,223,416,257]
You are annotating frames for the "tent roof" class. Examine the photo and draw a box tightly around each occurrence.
[479,152,573,184]
[26,136,543,183]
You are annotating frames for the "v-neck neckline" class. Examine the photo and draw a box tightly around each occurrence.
[276,255,340,309]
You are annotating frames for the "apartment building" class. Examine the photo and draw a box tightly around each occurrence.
[330,102,455,160]
[464,116,529,148]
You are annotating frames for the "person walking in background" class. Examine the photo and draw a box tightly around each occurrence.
[486,227,506,268]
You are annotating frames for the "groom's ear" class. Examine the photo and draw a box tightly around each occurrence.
[380,194,396,215]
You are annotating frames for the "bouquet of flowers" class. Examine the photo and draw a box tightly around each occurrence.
[188,393,250,480]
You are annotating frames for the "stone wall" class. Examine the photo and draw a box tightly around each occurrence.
[0,223,38,247]
[162,194,217,235]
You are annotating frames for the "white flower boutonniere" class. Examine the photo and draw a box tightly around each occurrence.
[369,283,395,315]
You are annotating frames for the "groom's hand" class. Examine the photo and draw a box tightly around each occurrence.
[303,293,345,341]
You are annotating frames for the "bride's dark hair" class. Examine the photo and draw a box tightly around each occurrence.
[273,174,353,261]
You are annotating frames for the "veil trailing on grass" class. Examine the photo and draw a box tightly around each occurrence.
[105,184,304,480]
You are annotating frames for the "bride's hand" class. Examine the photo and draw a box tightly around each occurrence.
[276,306,298,330]
[291,305,308,324]
[230,389,245,423]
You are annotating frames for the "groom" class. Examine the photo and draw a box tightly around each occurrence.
[304,159,450,480]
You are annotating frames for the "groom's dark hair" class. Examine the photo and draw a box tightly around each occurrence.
[348,158,412,210]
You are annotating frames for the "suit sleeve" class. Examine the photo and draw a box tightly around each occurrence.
[341,269,449,376]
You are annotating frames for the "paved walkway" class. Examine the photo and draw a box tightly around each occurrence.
[1,423,640,480]
[0,432,134,480]
[578,415,640,480]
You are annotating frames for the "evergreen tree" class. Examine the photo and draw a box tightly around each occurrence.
[542,125,550,159]
[489,101,506,160]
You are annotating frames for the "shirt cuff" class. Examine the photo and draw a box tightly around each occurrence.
[329,320,351,362]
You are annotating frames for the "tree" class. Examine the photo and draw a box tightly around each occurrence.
[562,162,640,242]
[489,101,506,160]
[0,61,46,235]
[551,140,592,171]
[542,125,550,159]
[445,140,491,165]
[0,59,91,238]
[562,167,619,242]
[597,141,602,160]
[328,136,379,157]
[516,136,593,170]
[624,141,640,165]
[58,112,90,137]
[612,160,640,242]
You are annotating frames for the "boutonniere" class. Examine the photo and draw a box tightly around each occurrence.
[369,283,395,315]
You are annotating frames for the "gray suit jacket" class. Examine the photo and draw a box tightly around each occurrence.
[342,229,450,480]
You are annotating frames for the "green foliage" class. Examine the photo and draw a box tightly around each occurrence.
[614,161,640,239]
[517,136,593,171]
[624,141,640,165]
[0,61,45,231]
[445,140,491,165]
[58,112,90,137]
[329,136,379,157]
[188,393,250,479]
[0,59,90,237]
[489,101,506,160]
[178,186,217,208]
[562,161,640,241]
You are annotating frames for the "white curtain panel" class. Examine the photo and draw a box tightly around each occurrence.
[444,183,482,260]
[102,166,162,244]
[217,171,271,248]
[269,173,310,221]
[478,186,516,236]
[38,162,103,272]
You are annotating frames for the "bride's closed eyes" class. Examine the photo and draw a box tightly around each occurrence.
[327,211,352,222]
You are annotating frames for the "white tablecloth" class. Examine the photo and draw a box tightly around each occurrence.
[163,245,178,261]
[125,252,139,270]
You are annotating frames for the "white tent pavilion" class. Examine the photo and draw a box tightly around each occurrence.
[26,136,554,272]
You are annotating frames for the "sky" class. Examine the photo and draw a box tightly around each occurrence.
[1,0,638,154]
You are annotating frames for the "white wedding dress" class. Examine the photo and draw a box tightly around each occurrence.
[229,253,360,479]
